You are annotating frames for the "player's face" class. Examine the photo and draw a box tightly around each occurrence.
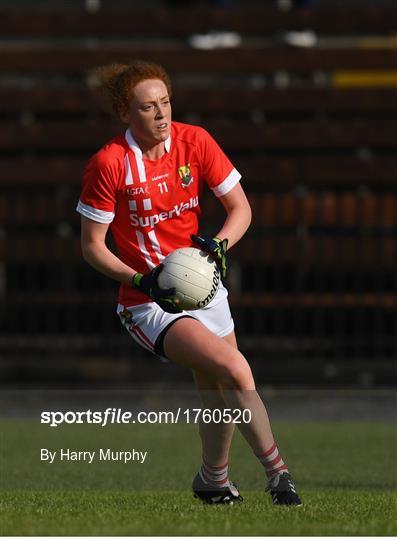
[123,79,172,150]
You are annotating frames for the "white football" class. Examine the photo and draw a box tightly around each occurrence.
[158,247,220,311]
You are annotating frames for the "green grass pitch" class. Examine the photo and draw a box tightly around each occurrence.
[1,420,396,535]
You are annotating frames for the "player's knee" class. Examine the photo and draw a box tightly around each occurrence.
[218,354,255,390]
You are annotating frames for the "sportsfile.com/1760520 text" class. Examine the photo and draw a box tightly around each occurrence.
[40,408,252,427]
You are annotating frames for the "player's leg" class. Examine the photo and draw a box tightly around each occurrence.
[164,318,302,505]
[119,302,301,505]
[223,329,238,349]
[191,330,241,503]
[193,369,234,467]
[164,317,275,450]
[192,331,238,467]
[191,368,242,503]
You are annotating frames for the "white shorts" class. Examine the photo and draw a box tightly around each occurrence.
[117,283,234,358]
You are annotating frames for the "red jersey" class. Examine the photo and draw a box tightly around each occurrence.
[77,121,241,307]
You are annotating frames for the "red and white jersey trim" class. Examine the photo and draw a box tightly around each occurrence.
[124,154,133,185]
[147,229,164,263]
[76,200,114,224]
[125,128,171,184]
[211,168,241,197]
[135,230,155,269]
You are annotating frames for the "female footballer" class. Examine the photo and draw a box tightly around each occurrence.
[77,60,301,506]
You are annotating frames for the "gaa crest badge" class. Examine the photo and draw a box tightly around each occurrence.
[178,164,194,188]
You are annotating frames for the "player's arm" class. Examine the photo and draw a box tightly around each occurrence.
[191,182,251,280]
[214,182,251,249]
[81,216,137,286]
[80,216,181,313]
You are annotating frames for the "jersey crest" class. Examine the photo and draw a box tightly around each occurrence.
[178,163,194,187]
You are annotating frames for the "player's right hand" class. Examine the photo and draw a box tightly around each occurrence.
[132,264,182,314]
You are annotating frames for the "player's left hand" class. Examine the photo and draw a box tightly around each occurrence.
[132,264,182,314]
[191,234,228,280]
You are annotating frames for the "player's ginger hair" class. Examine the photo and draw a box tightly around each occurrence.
[90,60,172,119]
